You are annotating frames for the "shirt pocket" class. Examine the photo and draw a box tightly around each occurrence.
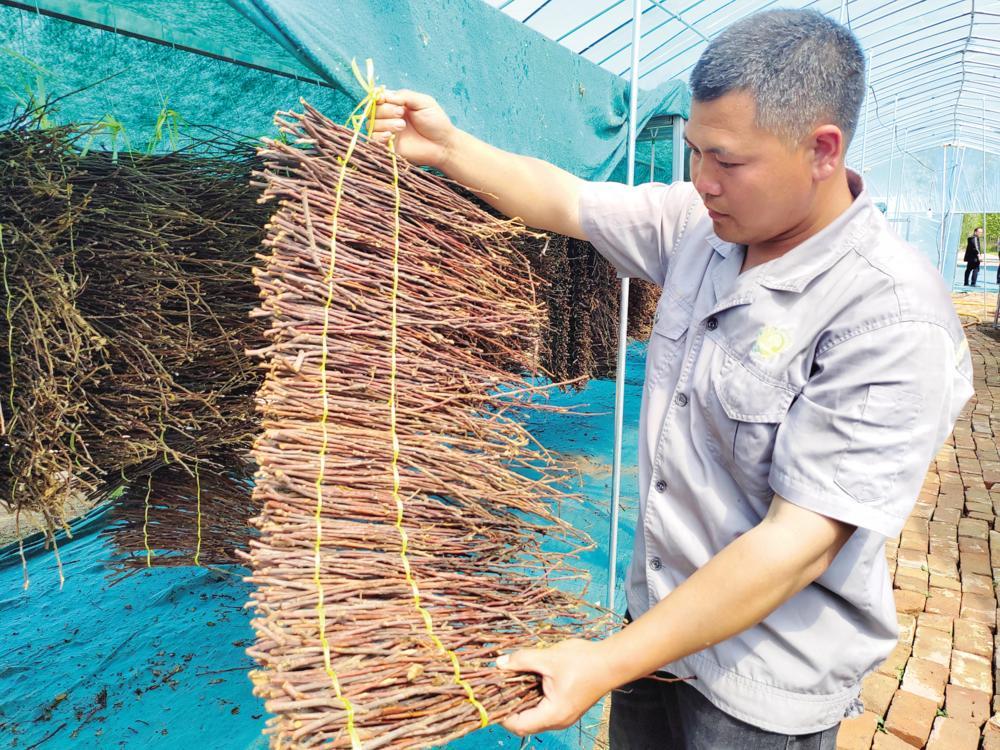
[712,354,797,497]
[645,308,689,389]
[833,384,921,504]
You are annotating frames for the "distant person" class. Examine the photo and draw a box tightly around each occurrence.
[964,226,982,286]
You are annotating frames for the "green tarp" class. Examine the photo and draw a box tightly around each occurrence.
[0,0,688,179]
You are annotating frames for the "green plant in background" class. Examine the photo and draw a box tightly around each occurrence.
[1,47,58,128]
[146,100,184,153]
[78,114,132,163]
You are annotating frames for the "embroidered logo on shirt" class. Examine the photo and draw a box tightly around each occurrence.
[751,325,792,361]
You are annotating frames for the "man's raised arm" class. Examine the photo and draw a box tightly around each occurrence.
[373,89,586,240]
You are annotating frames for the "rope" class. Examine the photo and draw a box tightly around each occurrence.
[367,61,490,730]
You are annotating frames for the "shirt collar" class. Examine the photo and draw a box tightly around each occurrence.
[706,170,874,293]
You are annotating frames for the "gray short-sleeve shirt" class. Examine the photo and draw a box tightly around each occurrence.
[579,174,973,733]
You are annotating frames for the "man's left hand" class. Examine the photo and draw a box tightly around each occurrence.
[497,638,613,736]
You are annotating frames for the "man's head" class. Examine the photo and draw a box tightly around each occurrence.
[685,9,866,250]
[974,227,984,237]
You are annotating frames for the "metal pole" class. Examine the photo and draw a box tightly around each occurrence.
[650,137,656,183]
[893,127,908,219]
[672,114,685,182]
[860,51,872,178]
[887,96,898,221]
[947,146,968,289]
[839,0,847,24]
[983,97,988,315]
[608,0,642,613]
[939,144,949,274]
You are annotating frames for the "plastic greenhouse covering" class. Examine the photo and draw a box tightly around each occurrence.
[487,0,1000,287]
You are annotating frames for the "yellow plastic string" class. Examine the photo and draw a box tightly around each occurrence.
[192,460,202,566]
[142,473,154,567]
[373,82,489,728]
[307,62,379,750]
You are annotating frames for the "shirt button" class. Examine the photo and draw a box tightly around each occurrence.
[706,317,718,331]
[674,392,689,407]
[649,557,663,571]
[655,479,667,493]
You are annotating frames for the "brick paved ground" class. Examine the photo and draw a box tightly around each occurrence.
[839,298,1000,750]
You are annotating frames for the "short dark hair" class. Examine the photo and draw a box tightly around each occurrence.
[690,9,866,145]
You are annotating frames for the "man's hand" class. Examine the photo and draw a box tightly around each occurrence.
[372,88,584,237]
[497,639,613,736]
[372,90,457,169]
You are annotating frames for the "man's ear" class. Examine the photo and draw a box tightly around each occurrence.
[809,125,844,182]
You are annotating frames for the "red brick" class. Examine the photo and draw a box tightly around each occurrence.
[901,530,930,552]
[872,730,918,750]
[959,535,990,554]
[953,618,993,658]
[931,573,962,591]
[872,730,916,750]
[898,613,917,646]
[901,657,948,706]
[930,520,958,541]
[928,553,959,577]
[918,612,954,634]
[862,671,900,717]
[885,690,938,747]
[898,547,928,570]
[896,569,930,595]
[944,684,991,727]
[926,589,962,618]
[913,626,952,667]
[930,539,960,561]
[960,550,992,576]
[984,713,1000,750]
[894,589,927,615]
[934,507,962,524]
[836,711,880,750]
[876,643,911,681]
[950,650,993,694]
[959,592,997,627]
[960,571,993,596]
[926,717,979,750]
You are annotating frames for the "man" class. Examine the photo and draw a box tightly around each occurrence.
[374,9,972,748]
[965,226,983,286]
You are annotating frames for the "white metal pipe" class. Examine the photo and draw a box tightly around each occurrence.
[982,97,988,314]
[894,127,908,219]
[672,113,685,183]
[939,144,949,274]
[608,0,643,613]
[887,95,898,220]
[860,51,872,177]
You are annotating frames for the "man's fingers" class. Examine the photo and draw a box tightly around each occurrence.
[380,89,438,112]
[496,647,548,674]
[371,118,406,134]
[501,699,568,737]
[373,103,405,119]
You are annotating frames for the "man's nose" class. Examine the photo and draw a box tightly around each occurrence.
[692,163,722,198]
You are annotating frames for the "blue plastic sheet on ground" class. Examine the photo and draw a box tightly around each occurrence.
[0,343,647,750]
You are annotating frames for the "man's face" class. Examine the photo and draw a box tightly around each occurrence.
[975,228,983,237]
[686,91,815,247]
